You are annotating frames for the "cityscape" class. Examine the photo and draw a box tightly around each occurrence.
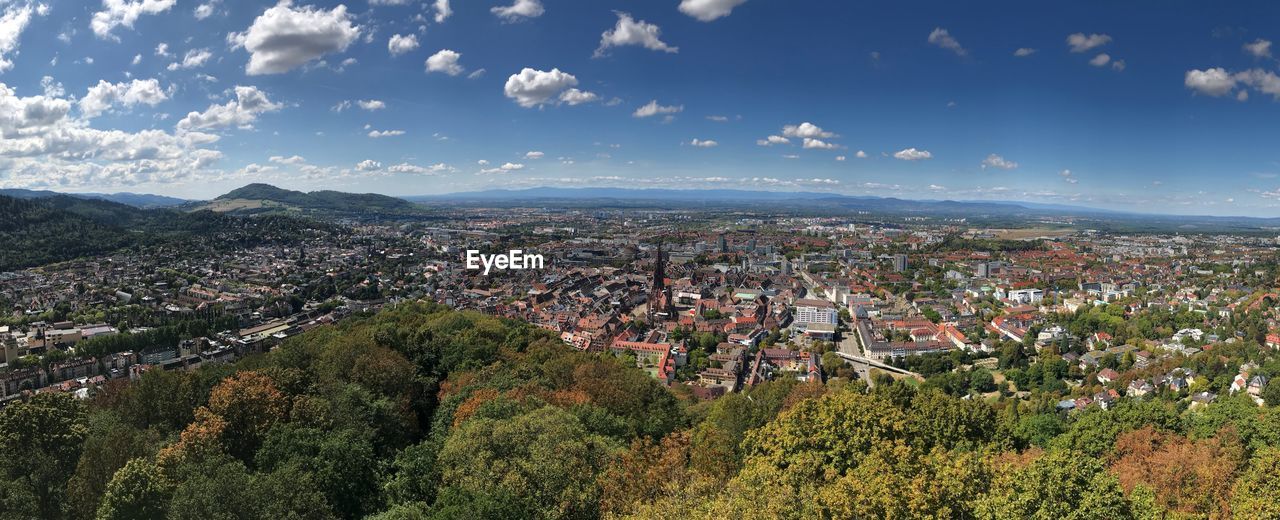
[3,0,1280,519]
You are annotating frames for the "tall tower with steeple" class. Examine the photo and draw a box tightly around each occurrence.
[648,242,669,325]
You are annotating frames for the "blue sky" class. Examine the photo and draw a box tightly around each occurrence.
[2,0,1280,216]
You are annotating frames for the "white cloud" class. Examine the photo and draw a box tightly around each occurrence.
[478,162,525,174]
[491,0,543,22]
[229,1,360,75]
[433,0,451,23]
[389,162,451,174]
[0,3,41,72]
[131,54,142,65]
[893,148,932,161]
[425,49,464,75]
[504,67,579,108]
[632,100,683,118]
[678,0,747,21]
[1089,53,1111,67]
[357,99,385,111]
[0,82,223,189]
[835,155,846,161]
[0,84,72,131]
[155,42,171,57]
[467,68,486,80]
[1185,67,1237,97]
[756,135,789,146]
[1013,47,1036,57]
[525,151,544,159]
[981,153,1018,170]
[1235,68,1280,99]
[269,154,305,164]
[781,122,834,139]
[177,85,282,131]
[1111,59,1126,72]
[558,88,599,105]
[1244,38,1272,58]
[92,0,176,40]
[355,159,381,171]
[927,27,966,56]
[1060,169,1078,184]
[367,129,405,138]
[855,150,867,158]
[688,138,718,148]
[167,48,213,70]
[79,78,169,118]
[802,137,838,150]
[595,12,678,58]
[194,1,218,20]
[706,115,730,122]
[40,77,64,97]
[1067,32,1111,53]
[388,33,419,56]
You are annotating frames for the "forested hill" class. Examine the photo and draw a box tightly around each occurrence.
[0,194,337,271]
[3,302,1280,519]
[194,183,427,216]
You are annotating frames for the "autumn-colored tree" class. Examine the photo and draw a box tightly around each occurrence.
[1109,426,1242,518]
[205,370,289,460]
[450,388,501,427]
[598,431,693,516]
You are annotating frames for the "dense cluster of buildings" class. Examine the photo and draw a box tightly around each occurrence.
[4,205,1280,410]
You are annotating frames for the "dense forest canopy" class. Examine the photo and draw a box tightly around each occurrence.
[1,303,1279,519]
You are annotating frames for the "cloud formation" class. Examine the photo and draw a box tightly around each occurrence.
[1067,32,1111,53]
[678,0,747,21]
[981,153,1018,170]
[504,67,580,108]
[894,148,932,161]
[426,49,464,75]
[595,12,678,57]
[928,27,967,56]
[491,0,543,22]
[177,85,281,131]
[228,1,360,75]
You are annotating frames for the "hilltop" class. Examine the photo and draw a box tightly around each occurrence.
[196,183,426,216]
[0,193,336,271]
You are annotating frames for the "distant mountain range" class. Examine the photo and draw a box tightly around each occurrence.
[413,187,1115,212]
[412,187,1125,216]
[413,186,1280,233]
[4,184,1280,233]
[0,188,189,208]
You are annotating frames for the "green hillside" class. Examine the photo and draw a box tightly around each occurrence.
[203,183,425,216]
[0,194,337,271]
